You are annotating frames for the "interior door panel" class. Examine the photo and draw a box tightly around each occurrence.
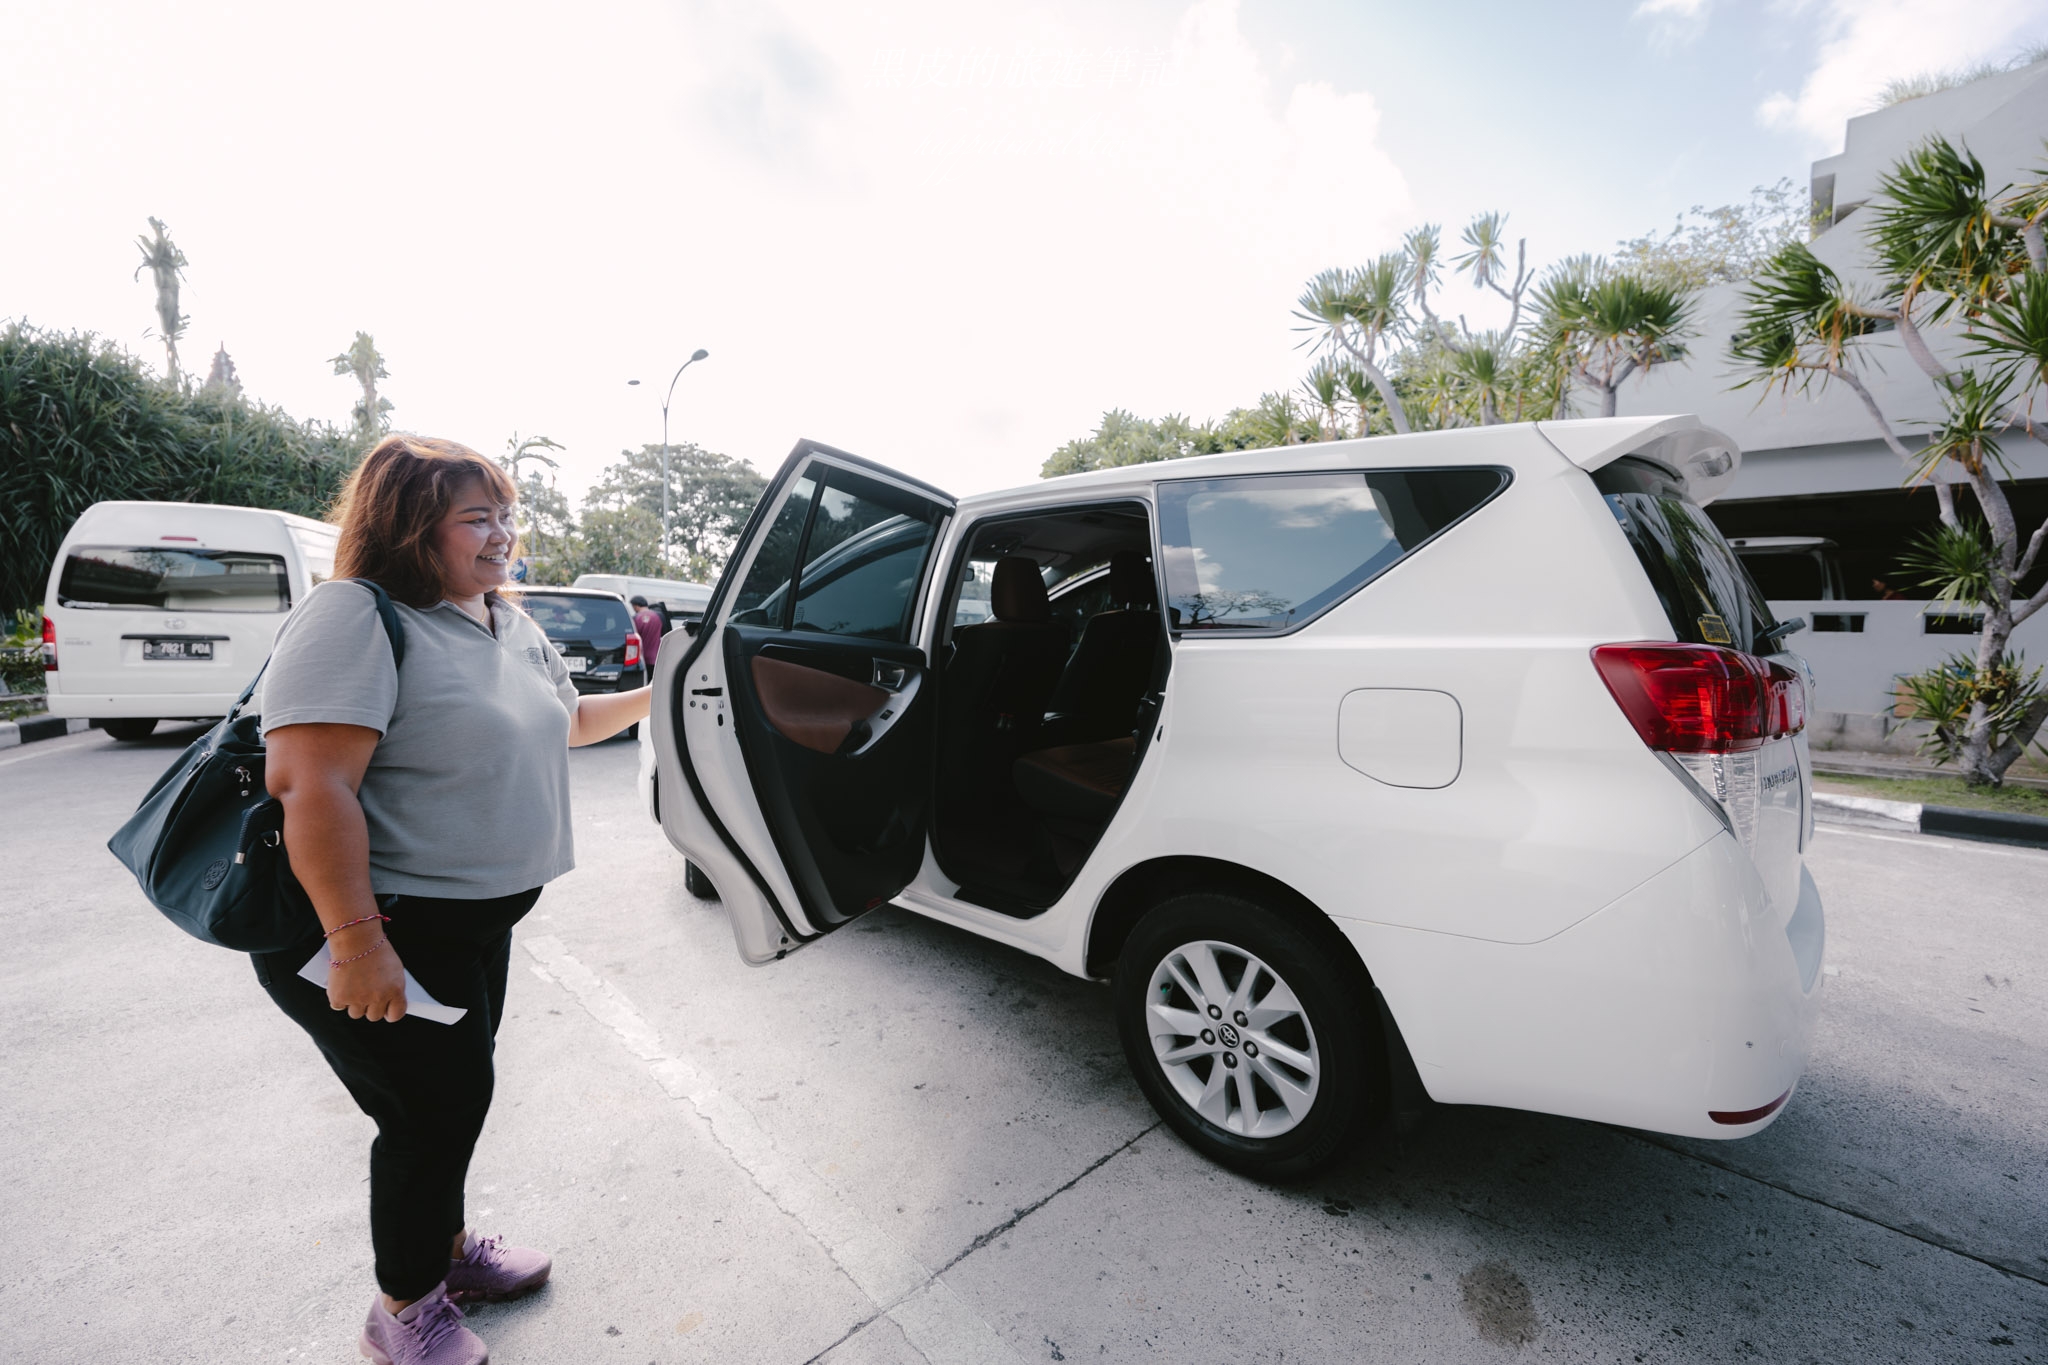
[750,654,888,754]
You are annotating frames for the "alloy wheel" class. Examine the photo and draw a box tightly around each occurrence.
[1145,939,1321,1139]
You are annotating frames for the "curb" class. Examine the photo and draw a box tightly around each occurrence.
[1813,791,2048,849]
[0,716,90,749]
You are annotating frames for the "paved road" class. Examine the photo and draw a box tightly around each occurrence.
[2,726,2043,1363]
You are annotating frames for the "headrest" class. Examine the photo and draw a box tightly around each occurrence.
[1108,550,1156,610]
[990,556,1051,623]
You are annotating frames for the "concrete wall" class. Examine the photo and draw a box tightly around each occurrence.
[1772,597,2048,718]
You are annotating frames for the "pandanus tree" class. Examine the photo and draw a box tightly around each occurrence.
[1732,136,2048,785]
[133,218,189,387]
[1293,256,1414,434]
[1532,258,1694,418]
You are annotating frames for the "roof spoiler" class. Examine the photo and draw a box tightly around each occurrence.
[1534,415,1741,506]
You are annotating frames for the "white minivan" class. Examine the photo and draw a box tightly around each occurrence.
[641,415,1824,1176]
[42,501,338,741]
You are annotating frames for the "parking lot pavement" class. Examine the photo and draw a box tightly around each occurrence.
[2,728,2044,1363]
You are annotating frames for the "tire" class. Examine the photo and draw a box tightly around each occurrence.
[101,718,158,742]
[1115,892,1381,1178]
[683,860,718,901]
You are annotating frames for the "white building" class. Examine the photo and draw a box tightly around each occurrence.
[1616,60,2048,736]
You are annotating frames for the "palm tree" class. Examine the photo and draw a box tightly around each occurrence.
[1293,257,1412,433]
[1452,212,1535,337]
[331,332,392,438]
[1534,260,1693,417]
[1299,358,1347,440]
[1448,332,1513,425]
[133,218,189,386]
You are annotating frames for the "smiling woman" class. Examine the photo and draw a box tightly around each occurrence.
[246,434,650,1365]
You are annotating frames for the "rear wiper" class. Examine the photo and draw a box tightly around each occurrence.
[1761,617,1806,645]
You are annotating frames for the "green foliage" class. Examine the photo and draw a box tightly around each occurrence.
[1868,140,2021,318]
[1910,370,2014,481]
[1532,261,1693,414]
[1896,651,2048,771]
[1729,242,1884,392]
[1039,399,1326,479]
[578,443,766,581]
[1969,266,2048,390]
[1,609,43,697]
[1899,520,1996,608]
[559,505,667,580]
[1876,43,2048,109]
[0,322,364,616]
[1613,180,1808,290]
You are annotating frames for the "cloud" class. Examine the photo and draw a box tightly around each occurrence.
[1759,0,2047,146]
[1631,0,1711,51]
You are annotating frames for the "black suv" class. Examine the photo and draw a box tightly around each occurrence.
[519,587,645,694]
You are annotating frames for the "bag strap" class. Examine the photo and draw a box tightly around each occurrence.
[223,579,408,725]
[344,578,408,670]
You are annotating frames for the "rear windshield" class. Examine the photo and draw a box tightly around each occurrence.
[1157,466,1508,633]
[521,593,632,644]
[1593,458,1778,654]
[57,546,290,612]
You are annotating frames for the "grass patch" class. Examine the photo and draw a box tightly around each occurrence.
[1815,771,2048,817]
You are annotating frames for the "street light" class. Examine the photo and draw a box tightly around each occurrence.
[627,347,710,571]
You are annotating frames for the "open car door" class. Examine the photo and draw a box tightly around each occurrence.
[650,440,954,963]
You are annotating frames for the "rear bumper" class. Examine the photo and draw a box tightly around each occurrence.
[1349,832,1822,1140]
[569,666,646,694]
[43,691,234,720]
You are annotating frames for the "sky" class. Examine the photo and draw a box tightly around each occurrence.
[5,0,2046,505]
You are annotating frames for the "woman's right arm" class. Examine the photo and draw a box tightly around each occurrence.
[266,722,408,1022]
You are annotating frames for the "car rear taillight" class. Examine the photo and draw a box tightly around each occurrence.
[624,631,642,668]
[42,615,56,671]
[1594,642,1808,858]
[1591,643,1773,753]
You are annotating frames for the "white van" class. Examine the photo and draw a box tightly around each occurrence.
[571,573,712,619]
[42,501,338,740]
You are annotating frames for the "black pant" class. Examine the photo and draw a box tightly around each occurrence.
[255,887,542,1300]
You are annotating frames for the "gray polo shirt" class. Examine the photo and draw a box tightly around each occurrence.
[257,580,580,898]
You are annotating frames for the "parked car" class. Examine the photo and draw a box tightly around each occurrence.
[571,573,712,623]
[639,416,1823,1176]
[1728,536,1846,602]
[517,587,645,699]
[41,500,338,741]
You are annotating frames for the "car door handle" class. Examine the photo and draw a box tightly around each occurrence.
[691,687,722,696]
[872,662,908,691]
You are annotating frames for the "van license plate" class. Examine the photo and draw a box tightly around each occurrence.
[144,639,212,660]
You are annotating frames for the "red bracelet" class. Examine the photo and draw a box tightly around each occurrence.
[325,913,391,938]
[330,937,389,967]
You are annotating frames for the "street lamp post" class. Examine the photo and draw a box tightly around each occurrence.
[628,348,709,571]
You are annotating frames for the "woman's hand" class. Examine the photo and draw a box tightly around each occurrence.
[328,935,410,1022]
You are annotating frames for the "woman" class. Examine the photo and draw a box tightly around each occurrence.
[256,435,649,1365]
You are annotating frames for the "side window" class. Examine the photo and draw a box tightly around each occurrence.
[729,476,817,626]
[1157,468,1507,634]
[791,479,939,641]
[726,466,943,642]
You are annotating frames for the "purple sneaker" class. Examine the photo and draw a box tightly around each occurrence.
[445,1231,552,1303]
[359,1283,486,1365]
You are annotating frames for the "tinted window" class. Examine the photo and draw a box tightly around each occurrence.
[728,467,942,641]
[791,479,939,640]
[1157,468,1506,633]
[521,593,632,644]
[58,546,290,612]
[729,476,817,626]
[1595,458,1778,654]
[1737,550,1826,602]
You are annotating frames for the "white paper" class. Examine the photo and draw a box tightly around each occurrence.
[298,945,468,1025]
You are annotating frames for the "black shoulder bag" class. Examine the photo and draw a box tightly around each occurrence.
[106,579,406,952]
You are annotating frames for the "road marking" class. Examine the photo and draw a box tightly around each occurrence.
[521,934,1022,1365]
[0,730,104,769]
[1814,823,2048,862]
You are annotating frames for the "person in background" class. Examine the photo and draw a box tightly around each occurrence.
[630,595,667,677]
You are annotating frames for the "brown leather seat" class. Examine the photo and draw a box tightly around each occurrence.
[939,557,1070,801]
[1013,736,1138,823]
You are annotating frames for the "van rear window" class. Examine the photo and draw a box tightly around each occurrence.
[1592,458,1778,654]
[1157,467,1508,634]
[57,547,290,612]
